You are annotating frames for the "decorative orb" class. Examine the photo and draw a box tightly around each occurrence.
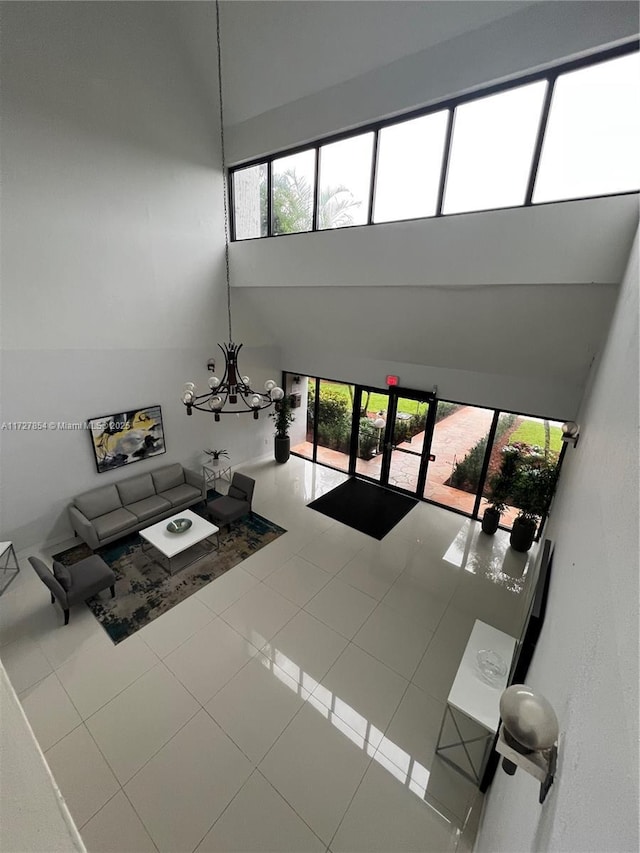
[271,386,284,401]
[373,418,386,429]
[184,382,196,392]
[208,376,221,389]
[250,394,262,408]
[182,391,194,404]
[500,684,559,751]
[241,375,251,386]
[561,421,579,438]
[264,379,276,392]
[209,395,223,411]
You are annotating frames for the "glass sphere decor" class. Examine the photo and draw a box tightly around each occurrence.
[499,684,559,751]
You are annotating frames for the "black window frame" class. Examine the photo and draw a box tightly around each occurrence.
[230,41,639,242]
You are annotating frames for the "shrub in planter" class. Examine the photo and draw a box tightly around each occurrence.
[358,418,379,460]
[481,445,520,535]
[510,462,559,552]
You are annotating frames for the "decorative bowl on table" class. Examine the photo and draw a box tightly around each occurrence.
[476,649,507,685]
[166,518,192,534]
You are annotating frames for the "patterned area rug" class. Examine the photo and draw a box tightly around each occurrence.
[52,501,286,644]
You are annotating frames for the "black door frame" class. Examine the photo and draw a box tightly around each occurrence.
[379,387,437,496]
[351,385,436,499]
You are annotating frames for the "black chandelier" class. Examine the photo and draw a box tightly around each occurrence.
[181,0,283,422]
[182,344,284,421]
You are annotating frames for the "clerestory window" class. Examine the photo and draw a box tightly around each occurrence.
[231,44,639,241]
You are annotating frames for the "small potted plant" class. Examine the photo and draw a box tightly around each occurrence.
[510,461,558,552]
[481,445,519,535]
[270,398,294,463]
[204,448,229,468]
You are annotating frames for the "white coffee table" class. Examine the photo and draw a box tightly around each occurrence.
[139,509,219,575]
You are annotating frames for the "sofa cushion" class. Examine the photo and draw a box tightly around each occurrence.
[93,508,138,541]
[52,560,72,591]
[159,483,202,507]
[151,464,184,494]
[127,494,172,522]
[74,485,122,520]
[117,473,155,506]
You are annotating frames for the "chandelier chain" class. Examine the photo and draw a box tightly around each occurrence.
[181,2,284,420]
[215,0,233,343]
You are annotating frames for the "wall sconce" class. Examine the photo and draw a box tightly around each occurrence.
[561,421,580,447]
[495,684,559,804]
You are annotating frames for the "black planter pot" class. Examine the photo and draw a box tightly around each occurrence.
[481,507,501,535]
[274,435,290,464]
[510,516,537,552]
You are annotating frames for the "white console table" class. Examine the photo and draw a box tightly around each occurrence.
[0,542,20,596]
[436,620,516,784]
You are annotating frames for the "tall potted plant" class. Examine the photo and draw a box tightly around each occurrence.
[270,397,295,464]
[510,462,559,552]
[481,445,520,535]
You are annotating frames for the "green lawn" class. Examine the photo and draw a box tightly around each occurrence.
[317,382,428,417]
[509,419,562,452]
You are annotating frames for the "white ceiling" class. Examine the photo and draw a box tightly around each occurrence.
[220,0,537,125]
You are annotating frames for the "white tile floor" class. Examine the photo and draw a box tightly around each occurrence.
[0,455,538,852]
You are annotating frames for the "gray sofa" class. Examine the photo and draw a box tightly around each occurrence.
[69,463,205,550]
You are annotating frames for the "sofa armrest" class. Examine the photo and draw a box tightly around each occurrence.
[68,505,99,550]
[184,467,206,499]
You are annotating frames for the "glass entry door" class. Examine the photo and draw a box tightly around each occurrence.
[355,388,435,496]
[354,387,390,483]
[382,392,435,494]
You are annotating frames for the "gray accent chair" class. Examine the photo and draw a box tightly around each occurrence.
[206,472,255,532]
[28,555,116,626]
[69,463,206,550]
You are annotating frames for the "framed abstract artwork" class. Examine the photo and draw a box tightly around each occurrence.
[88,405,166,473]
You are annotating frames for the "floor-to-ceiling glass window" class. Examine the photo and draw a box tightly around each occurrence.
[423,402,494,514]
[288,374,565,531]
[287,374,314,461]
[314,379,355,473]
[478,414,564,530]
[386,395,433,493]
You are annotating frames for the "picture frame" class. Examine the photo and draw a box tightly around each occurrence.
[88,404,166,473]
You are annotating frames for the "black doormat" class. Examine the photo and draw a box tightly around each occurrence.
[307,478,418,540]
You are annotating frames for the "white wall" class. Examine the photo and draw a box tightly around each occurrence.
[0,2,279,550]
[475,227,639,852]
[231,197,638,290]
[227,1,639,163]
[233,275,621,418]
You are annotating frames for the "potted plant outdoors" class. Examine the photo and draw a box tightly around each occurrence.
[510,461,559,552]
[204,448,229,469]
[270,397,295,464]
[481,445,520,535]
